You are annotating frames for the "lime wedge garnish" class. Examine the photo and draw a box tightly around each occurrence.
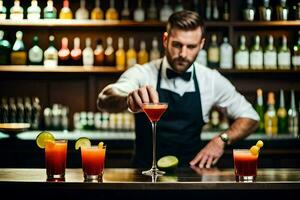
[157,155,179,170]
[256,140,264,148]
[250,145,260,156]
[36,131,55,149]
[75,137,91,150]
[98,142,104,149]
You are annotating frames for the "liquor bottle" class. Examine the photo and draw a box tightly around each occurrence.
[121,0,130,20]
[160,0,173,22]
[31,97,41,130]
[174,0,184,12]
[235,35,249,69]
[27,0,41,20]
[193,0,201,15]
[223,1,230,21]
[264,35,277,69]
[264,92,278,136]
[196,49,207,66]
[138,40,148,65]
[94,39,105,66]
[150,37,161,61]
[104,37,115,66]
[44,35,58,67]
[116,37,126,70]
[44,0,57,19]
[16,97,24,123]
[208,34,219,68]
[75,0,89,20]
[243,0,255,21]
[0,98,9,123]
[255,88,265,133]
[24,97,32,124]
[250,35,263,70]
[71,37,83,66]
[58,37,70,65]
[134,0,145,22]
[288,90,299,136]
[28,36,43,65]
[59,0,73,19]
[206,0,212,20]
[259,0,272,21]
[126,37,137,68]
[292,31,300,70]
[276,0,289,20]
[0,30,11,65]
[11,31,27,65]
[91,0,103,20]
[277,89,288,134]
[278,35,291,70]
[106,0,118,20]
[10,0,23,20]
[147,0,157,20]
[83,37,94,67]
[0,0,7,20]
[220,36,233,69]
[212,0,219,20]
[8,97,17,123]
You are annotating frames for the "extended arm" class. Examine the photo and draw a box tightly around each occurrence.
[190,117,258,168]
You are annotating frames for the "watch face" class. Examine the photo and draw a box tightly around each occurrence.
[221,133,229,142]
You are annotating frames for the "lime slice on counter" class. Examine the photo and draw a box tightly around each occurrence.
[75,137,91,150]
[157,155,179,170]
[36,131,55,149]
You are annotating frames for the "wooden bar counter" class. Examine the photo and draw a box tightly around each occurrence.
[0,168,299,200]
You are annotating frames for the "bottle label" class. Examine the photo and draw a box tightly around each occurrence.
[27,13,40,20]
[292,56,300,67]
[235,51,249,69]
[250,51,263,69]
[0,13,6,20]
[11,52,27,65]
[29,50,43,63]
[264,52,277,68]
[220,46,233,69]
[278,52,291,69]
[208,48,219,63]
[10,13,23,20]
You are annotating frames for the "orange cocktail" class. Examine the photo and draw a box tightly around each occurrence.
[233,149,258,182]
[45,139,68,181]
[81,145,106,182]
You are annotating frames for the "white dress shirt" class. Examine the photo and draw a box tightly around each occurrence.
[112,57,259,123]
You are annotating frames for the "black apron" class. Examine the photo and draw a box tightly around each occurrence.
[133,60,205,167]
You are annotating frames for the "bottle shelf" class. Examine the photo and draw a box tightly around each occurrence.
[0,19,299,28]
[1,65,299,75]
[0,65,124,74]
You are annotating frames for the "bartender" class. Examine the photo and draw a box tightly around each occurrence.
[97,10,259,168]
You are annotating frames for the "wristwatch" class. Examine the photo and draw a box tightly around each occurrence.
[219,133,229,145]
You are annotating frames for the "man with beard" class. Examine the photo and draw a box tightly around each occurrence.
[97,10,259,168]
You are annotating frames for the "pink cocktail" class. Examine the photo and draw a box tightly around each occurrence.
[233,149,258,182]
[81,145,106,182]
[141,103,168,177]
[45,139,68,181]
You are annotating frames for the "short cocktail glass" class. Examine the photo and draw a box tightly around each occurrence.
[45,139,68,181]
[81,145,106,182]
[233,149,258,182]
[141,102,168,177]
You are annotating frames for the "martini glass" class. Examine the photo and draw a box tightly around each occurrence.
[141,102,168,176]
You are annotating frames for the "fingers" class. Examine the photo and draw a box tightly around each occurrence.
[205,156,213,168]
[189,152,203,166]
[127,85,159,112]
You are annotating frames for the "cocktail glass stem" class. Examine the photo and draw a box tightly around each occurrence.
[142,121,165,176]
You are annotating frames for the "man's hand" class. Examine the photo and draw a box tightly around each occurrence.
[127,85,159,112]
[189,136,225,168]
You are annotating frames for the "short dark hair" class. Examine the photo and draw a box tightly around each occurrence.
[166,10,205,38]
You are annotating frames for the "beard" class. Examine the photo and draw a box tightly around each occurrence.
[165,50,197,74]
